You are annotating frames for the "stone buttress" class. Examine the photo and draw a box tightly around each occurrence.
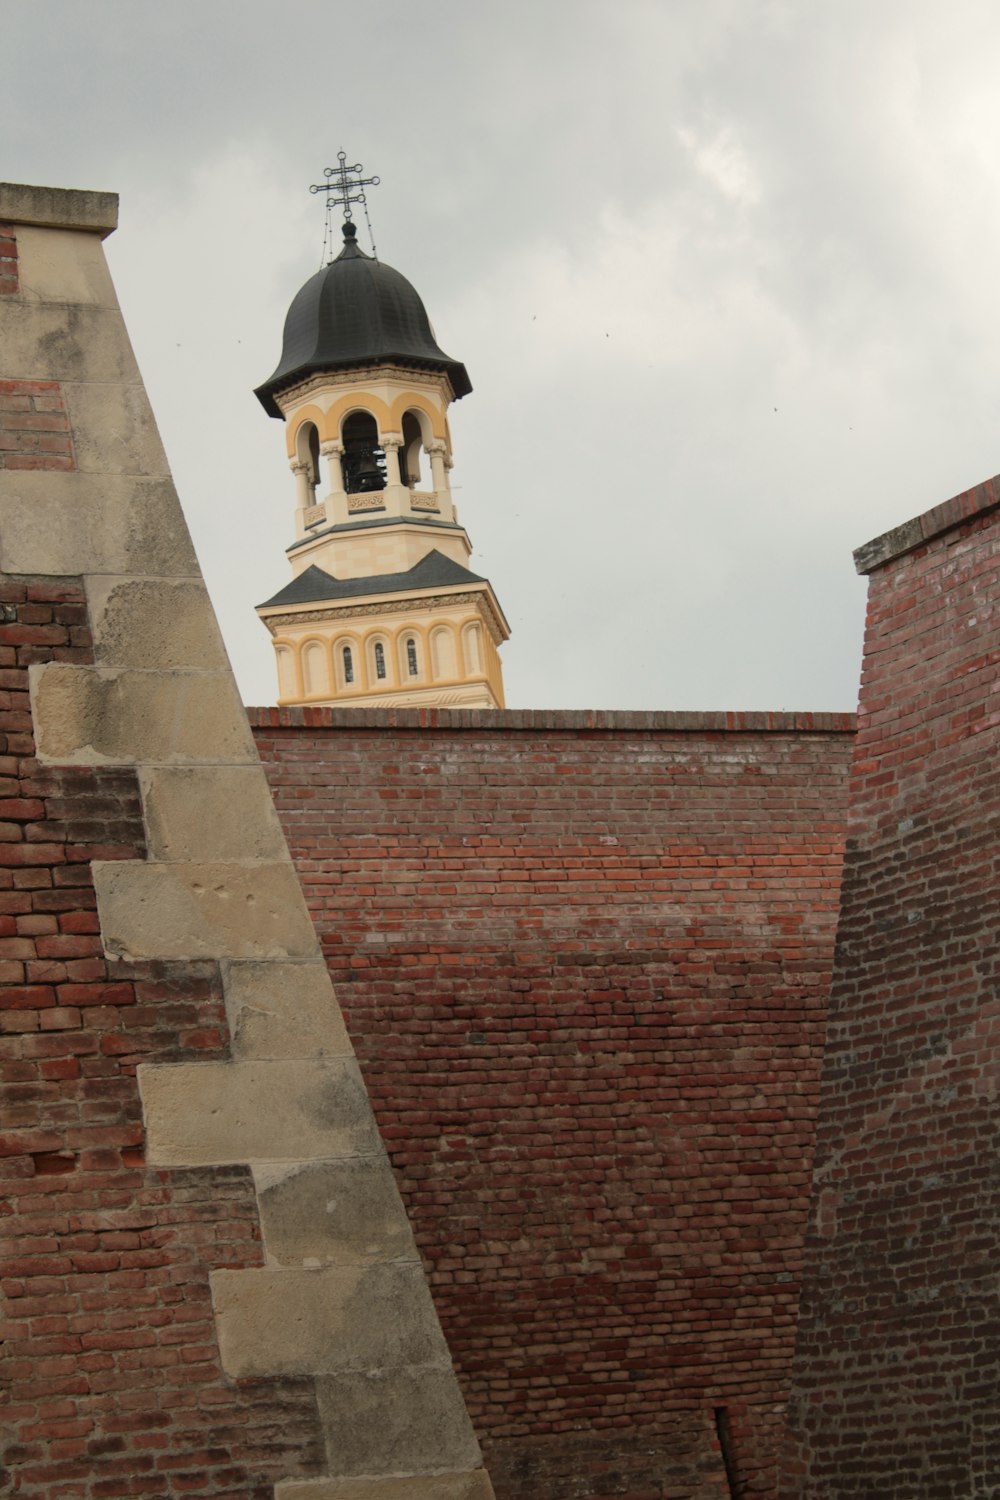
[0,179,494,1500]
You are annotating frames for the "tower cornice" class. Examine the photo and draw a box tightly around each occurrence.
[258,583,509,648]
[273,363,456,417]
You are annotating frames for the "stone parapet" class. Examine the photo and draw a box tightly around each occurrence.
[0,181,118,236]
[854,470,1000,573]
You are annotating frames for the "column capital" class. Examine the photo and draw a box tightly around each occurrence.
[319,439,344,458]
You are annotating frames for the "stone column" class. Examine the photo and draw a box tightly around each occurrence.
[381,435,405,515]
[382,435,403,487]
[427,439,449,496]
[320,440,346,524]
[443,449,458,521]
[289,459,313,537]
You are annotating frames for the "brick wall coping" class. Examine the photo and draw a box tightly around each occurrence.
[0,181,118,238]
[854,471,1000,575]
[248,705,856,734]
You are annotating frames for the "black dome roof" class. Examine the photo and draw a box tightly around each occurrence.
[255,222,471,417]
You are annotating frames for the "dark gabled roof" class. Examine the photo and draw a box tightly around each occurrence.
[255,223,471,418]
[257,549,487,610]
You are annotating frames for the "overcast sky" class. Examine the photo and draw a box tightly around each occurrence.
[5,1,1000,711]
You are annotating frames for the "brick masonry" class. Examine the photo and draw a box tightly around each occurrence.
[250,707,855,1500]
[780,486,1000,1495]
[1,578,327,1498]
[0,224,16,295]
[0,379,75,473]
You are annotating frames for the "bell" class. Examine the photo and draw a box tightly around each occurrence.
[354,453,383,491]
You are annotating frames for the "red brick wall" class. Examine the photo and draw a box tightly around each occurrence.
[251,707,854,1500]
[1,579,325,1498]
[781,489,1000,1495]
[0,224,16,295]
[0,379,75,472]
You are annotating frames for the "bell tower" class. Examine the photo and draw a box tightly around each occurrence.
[255,157,508,708]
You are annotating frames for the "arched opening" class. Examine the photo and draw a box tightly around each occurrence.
[373,641,387,681]
[341,644,354,686]
[399,410,426,488]
[406,636,419,678]
[341,411,385,494]
[295,421,321,491]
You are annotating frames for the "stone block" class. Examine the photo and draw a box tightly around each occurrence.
[314,1369,481,1476]
[13,224,118,307]
[210,1262,451,1378]
[62,379,168,476]
[140,767,287,862]
[255,1157,417,1266]
[0,302,139,384]
[275,1474,495,1500]
[30,664,256,765]
[0,182,117,236]
[138,1057,381,1166]
[93,860,317,961]
[87,577,229,670]
[223,960,352,1059]
[0,473,198,578]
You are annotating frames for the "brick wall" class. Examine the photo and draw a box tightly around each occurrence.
[781,479,1000,1495]
[251,707,855,1500]
[0,380,75,473]
[0,224,16,295]
[1,579,326,1498]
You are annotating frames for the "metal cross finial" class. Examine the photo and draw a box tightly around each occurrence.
[310,152,380,222]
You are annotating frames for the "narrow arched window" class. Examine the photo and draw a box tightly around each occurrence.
[374,642,386,679]
[342,645,354,684]
[406,637,418,677]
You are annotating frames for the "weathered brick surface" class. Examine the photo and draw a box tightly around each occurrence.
[0,224,16,296]
[250,707,854,1500]
[1,579,325,1497]
[781,502,1000,1496]
[0,379,75,472]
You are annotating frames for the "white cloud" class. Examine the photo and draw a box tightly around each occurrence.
[5,1,1000,710]
[676,124,763,207]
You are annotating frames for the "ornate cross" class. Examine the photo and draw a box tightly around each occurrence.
[310,152,380,222]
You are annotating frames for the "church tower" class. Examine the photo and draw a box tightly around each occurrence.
[255,160,508,708]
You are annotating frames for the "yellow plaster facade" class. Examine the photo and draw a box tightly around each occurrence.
[264,591,505,709]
